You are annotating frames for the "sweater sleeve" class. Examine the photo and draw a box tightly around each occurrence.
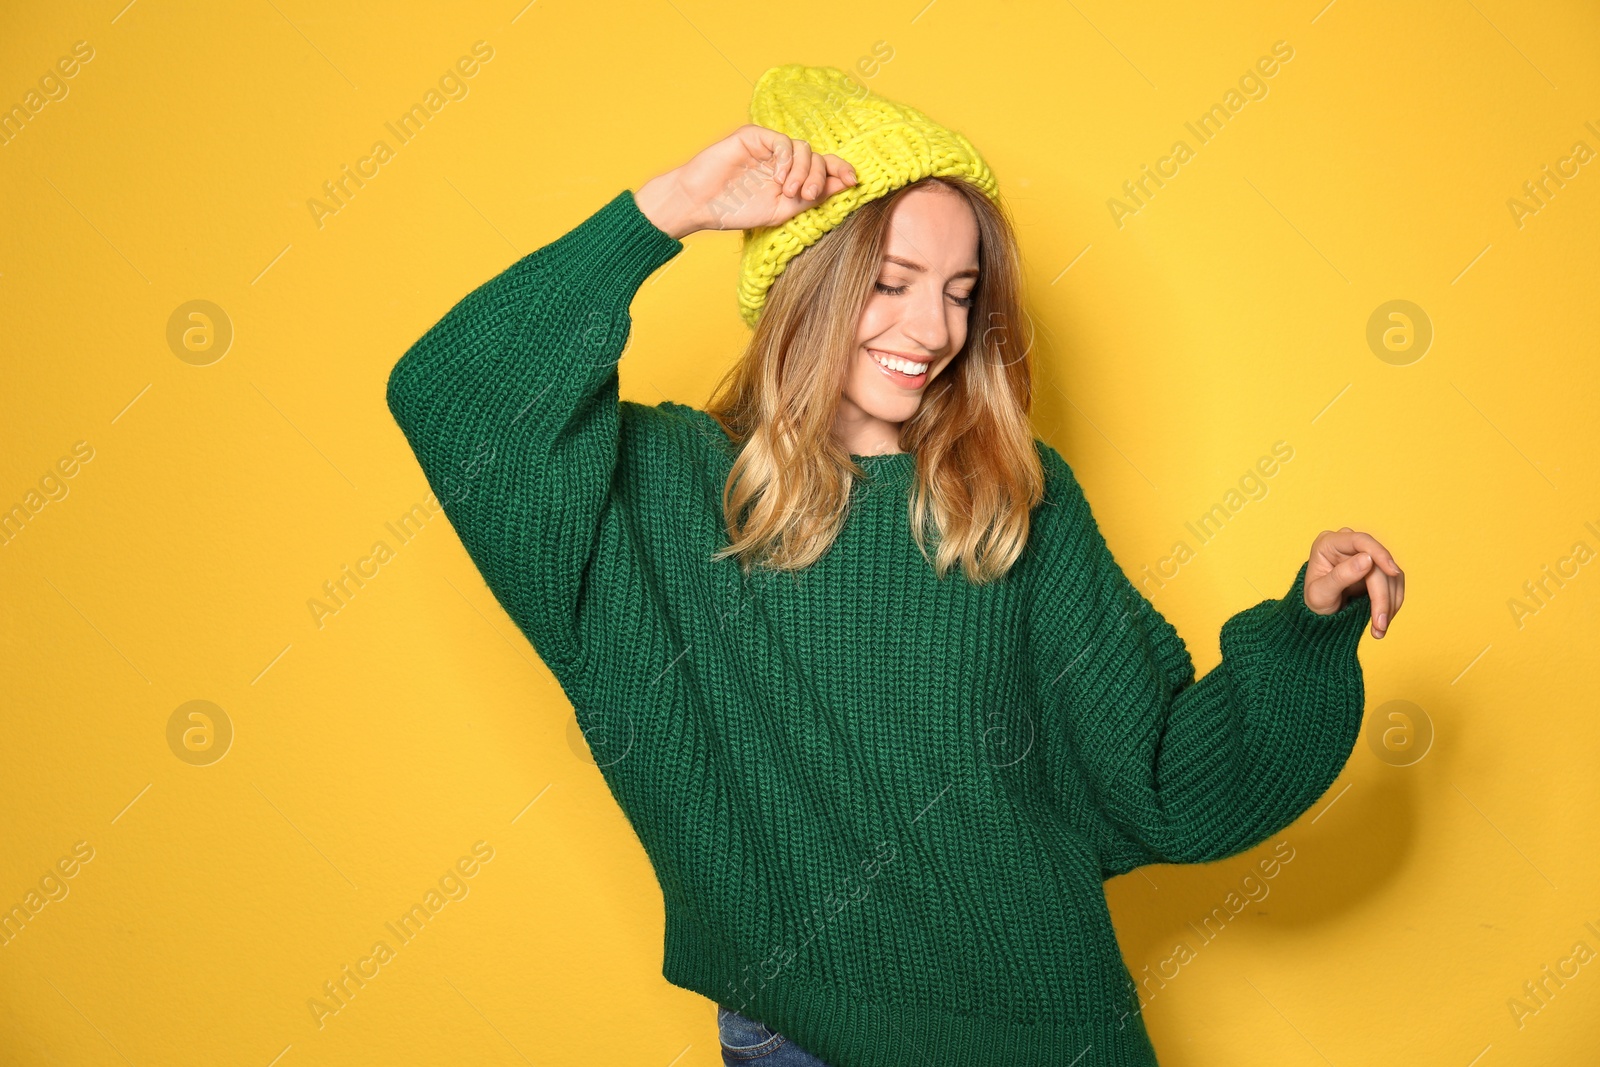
[385,189,683,678]
[1024,444,1370,874]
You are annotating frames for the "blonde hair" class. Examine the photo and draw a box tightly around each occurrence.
[704,176,1045,584]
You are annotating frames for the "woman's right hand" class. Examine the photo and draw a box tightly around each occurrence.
[634,124,858,240]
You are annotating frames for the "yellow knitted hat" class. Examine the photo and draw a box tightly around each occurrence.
[737,64,1000,330]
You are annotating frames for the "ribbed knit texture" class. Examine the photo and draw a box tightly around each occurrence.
[737,64,1001,329]
[385,189,1372,1067]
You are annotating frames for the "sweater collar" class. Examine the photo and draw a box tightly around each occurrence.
[684,407,916,491]
[850,450,916,490]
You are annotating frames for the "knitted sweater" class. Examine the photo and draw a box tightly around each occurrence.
[385,188,1371,1067]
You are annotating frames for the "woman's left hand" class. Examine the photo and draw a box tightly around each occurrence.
[1303,528,1405,639]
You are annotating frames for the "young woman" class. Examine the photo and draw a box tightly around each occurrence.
[386,66,1403,1067]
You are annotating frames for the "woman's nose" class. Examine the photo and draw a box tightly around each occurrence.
[900,287,950,353]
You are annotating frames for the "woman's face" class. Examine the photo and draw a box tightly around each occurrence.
[835,184,980,456]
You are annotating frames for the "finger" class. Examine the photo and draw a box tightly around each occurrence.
[1349,530,1402,577]
[786,139,813,198]
[801,153,828,200]
[823,153,858,187]
[1318,524,1356,559]
[1365,560,1392,639]
[786,139,813,197]
[1311,527,1358,571]
[1307,551,1367,614]
[1378,565,1405,634]
[1326,546,1371,586]
[815,154,857,199]
[771,132,794,185]
[820,169,855,198]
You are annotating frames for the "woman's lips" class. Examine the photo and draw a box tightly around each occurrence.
[869,349,930,387]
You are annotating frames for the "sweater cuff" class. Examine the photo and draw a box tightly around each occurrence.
[1270,559,1372,646]
[534,188,685,305]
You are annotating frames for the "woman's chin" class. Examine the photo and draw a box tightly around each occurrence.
[856,394,922,425]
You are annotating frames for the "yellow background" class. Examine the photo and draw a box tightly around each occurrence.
[3,0,1598,1063]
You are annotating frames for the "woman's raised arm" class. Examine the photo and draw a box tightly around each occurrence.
[385,189,683,677]
[386,131,853,678]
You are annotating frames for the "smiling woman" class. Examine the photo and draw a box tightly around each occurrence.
[661,73,1040,589]
[386,60,1393,1067]
[846,191,982,444]
[697,167,1036,583]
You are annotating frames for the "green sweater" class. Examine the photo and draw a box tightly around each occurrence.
[385,189,1371,1066]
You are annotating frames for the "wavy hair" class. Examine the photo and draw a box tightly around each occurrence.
[704,176,1044,584]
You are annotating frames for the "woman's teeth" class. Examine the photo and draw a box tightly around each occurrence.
[870,350,928,377]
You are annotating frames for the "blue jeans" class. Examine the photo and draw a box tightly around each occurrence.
[717,1004,833,1065]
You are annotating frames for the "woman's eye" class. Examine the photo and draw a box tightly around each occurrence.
[874,281,977,308]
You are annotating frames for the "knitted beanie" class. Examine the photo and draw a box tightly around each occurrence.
[736,64,1001,330]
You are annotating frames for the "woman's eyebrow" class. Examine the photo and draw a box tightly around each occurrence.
[881,253,980,280]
